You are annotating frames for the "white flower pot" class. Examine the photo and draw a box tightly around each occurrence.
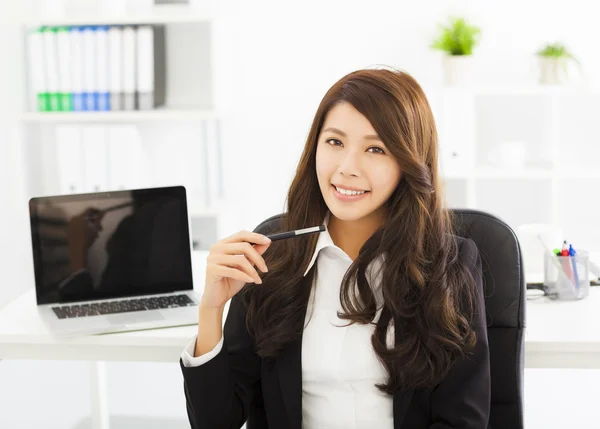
[442,55,473,86]
[538,57,566,85]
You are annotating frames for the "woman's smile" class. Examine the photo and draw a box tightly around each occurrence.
[331,184,371,202]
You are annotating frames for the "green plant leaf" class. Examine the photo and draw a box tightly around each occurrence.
[430,16,481,55]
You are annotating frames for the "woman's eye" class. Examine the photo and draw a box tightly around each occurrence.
[326,138,342,146]
[368,147,385,155]
[325,139,385,155]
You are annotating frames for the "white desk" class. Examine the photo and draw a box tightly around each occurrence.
[524,287,600,369]
[2,286,599,367]
[0,287,200,363]
[1,284,600,428]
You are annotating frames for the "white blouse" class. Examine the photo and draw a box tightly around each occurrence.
[181,213,394,429]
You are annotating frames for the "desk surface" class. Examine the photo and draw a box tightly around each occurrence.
[1,285,600,368]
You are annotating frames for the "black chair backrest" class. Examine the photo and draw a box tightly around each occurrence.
[451,209,526,429]
[254,209,526,429]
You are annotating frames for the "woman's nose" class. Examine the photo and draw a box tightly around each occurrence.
[337,150,362,177]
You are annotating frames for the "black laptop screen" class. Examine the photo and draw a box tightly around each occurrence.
[29,186,193,305]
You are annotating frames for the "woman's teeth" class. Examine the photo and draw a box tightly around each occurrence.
[334,186,368,196]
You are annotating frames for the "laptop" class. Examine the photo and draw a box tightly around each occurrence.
[28,186,200,337]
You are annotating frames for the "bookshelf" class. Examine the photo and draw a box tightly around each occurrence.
[430,85,600,252]
[21,6,215,26]
[16,2,238,248]
[20,108,219,122]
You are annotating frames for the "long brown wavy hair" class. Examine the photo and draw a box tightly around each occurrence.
[240,67,478,394]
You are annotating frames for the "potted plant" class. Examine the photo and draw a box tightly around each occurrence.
[536,42,580,85]
[430,17,481,86]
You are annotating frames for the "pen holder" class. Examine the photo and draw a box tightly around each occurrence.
[543,250,590,300]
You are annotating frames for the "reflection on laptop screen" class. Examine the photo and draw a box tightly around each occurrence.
[29,186,193,305]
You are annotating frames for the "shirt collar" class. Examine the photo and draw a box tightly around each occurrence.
[301,211,388,281]
[303,211,338,277]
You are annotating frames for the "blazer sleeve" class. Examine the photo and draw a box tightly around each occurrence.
[429,238,491,429]
[181,334,224,367]
[180,292,262,429]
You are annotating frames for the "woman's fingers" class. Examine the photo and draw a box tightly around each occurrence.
[211,241,270,273]
[210,254,262,284]
[221,230,271,246]
[212,265,256,284]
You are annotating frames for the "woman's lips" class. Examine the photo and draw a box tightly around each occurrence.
[331,184,370,202]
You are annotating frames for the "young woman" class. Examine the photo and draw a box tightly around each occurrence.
[180,68,490,429]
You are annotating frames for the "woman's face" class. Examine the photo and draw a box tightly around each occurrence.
[316,102,402,223]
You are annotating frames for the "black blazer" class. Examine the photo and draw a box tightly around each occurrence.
[180,235,491,429]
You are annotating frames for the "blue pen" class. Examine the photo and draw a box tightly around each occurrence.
[569,244,580,292]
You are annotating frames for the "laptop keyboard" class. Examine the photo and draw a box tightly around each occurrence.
[51,294,196,319]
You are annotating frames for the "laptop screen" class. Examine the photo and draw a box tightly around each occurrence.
[29,186,193,305]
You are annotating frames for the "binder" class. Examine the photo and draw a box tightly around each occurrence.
[95,26,110,111]
[55,125,84,194]
[204,119,222,207]
[82,126,109,192]
[107,26,123,111]
[82,26,97,111]
[27,27,48,112]
[70,26,85,112]
[56,26,73,111]
[107,125,145,189]
[42,26,60,112]
[135,25,166,110]
[122,26,136,111]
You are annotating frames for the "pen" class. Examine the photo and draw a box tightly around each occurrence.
[569,244,580,291]
[560,240,574,280]
[266,225,326,242]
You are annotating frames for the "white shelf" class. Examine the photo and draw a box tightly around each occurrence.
[475,167,553,179]
[20,108,219,123]
[558,171,600,180]
[21,5,214,26]
[432,85,600,97]
[443,168,600,180]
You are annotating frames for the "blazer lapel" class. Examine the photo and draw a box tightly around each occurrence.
[276,332,303,429]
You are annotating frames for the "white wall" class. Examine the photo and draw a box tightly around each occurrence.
[1,0,600,428]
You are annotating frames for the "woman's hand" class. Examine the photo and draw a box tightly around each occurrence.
[201,230,271,309]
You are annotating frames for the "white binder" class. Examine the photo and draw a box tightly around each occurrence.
[107,125,146,190]
[56,26,72,111]
[82,26,97,111]
[95,26,110,111]
[135,25,153,110]
[204,120,223,208]
[135,25,166,110]
[107,26,123,111]
[122,26,136,110]
[27,27,47,112]
[82,126,109,192]
[55,125,84,194]
[69,26,85,112]
[42,27,60,111]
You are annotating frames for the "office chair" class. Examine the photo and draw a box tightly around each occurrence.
[451,208,526,429]
[250,208,526,429]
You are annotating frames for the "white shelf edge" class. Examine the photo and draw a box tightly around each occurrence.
[20,6,215,26]
[20,109,219,123]
[429,85,600,97]
[443,170,600,180]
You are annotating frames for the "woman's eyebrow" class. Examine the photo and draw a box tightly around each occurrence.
[322,127,381,141]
